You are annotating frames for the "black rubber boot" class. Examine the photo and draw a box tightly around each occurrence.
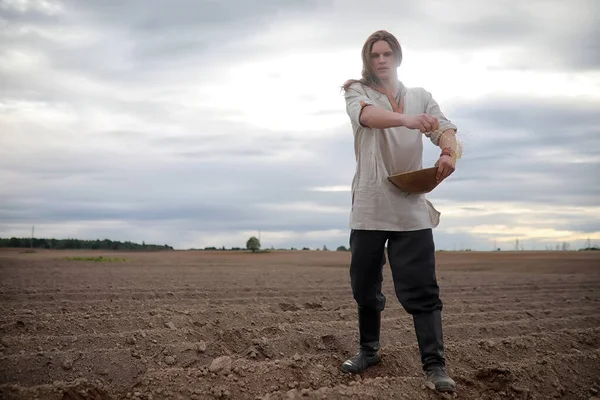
[413,310,456,393]
[340,307,381,374]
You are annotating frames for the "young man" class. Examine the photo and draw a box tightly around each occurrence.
[340,30,459,393]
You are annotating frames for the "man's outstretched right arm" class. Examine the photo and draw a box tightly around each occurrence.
[360,105,439,132]
[345,83,439,132]
[359,104,404,129]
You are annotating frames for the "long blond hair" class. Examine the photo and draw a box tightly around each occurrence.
[342,30,403,91]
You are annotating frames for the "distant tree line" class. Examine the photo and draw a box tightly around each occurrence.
[193,239,352,253]
[0,237,173,251]
[185,246,318,251]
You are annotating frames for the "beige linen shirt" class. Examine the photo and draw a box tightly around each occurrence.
[344,81,457,232]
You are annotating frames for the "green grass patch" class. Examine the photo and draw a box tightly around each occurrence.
[65,256,126,262]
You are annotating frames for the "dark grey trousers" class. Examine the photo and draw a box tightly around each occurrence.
[349,228,443,315]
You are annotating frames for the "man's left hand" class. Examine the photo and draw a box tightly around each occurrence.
[435,155,455,183]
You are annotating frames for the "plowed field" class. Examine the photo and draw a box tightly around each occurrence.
[1,249,599,400]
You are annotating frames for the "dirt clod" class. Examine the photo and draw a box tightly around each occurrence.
[62,359,74,370]
[196,341,207,353]
[164,356,176,366]
[209,356,233,373]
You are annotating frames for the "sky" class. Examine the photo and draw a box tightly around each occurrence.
[1,0,599,251]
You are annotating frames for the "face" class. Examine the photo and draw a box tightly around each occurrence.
[369,40,396,81]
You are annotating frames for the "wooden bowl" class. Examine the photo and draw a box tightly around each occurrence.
[388,167,440,194]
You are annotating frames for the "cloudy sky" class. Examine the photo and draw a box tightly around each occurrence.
[1,0,599,251]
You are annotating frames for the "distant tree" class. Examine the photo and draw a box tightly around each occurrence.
[580,238,599,251]
[337,245,348,251]
[322,245,328,251]
[246,236,261,253]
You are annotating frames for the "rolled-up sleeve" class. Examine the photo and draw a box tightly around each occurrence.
[422,89,457,146]
[345,83,374,128]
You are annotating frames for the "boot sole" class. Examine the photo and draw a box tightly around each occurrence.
[436,384,456,393]
[425,381,456,393]
[339,357,381,374]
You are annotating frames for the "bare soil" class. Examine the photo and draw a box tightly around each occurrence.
[0,249,599,400]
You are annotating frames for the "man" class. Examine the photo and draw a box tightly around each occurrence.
[340,30,459,393]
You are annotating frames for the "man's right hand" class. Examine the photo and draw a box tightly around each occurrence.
[400,114,439,133]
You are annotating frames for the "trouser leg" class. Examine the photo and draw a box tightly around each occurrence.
[349,229,388,313]
[386,228,455,392]
[341,229,387,374]
[387,229,444,367]
[386,228,442,315]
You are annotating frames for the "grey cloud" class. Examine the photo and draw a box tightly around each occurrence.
[454,97,600,132]
[425,97,600,207]
[4,96,598,233]
[558,221,600,234]
[176,148,275,158]
[309,110,344,118]
[432,231,495,251]
[291,0,600,72]
[564,32,600,70]
[441,205,599,232]
[505,28,600,72]
[0,186,351,237]
[3,0,324,73]
[3,0,596,112]
[101,131,151,140]
[428,2,599,72]
[0,124,356,240]
[62,0,322,31]
[0,3,67,25]
[3,92,598,249]
[432,157,600,207]
[152,130,308,151]
[451,99,600,168]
